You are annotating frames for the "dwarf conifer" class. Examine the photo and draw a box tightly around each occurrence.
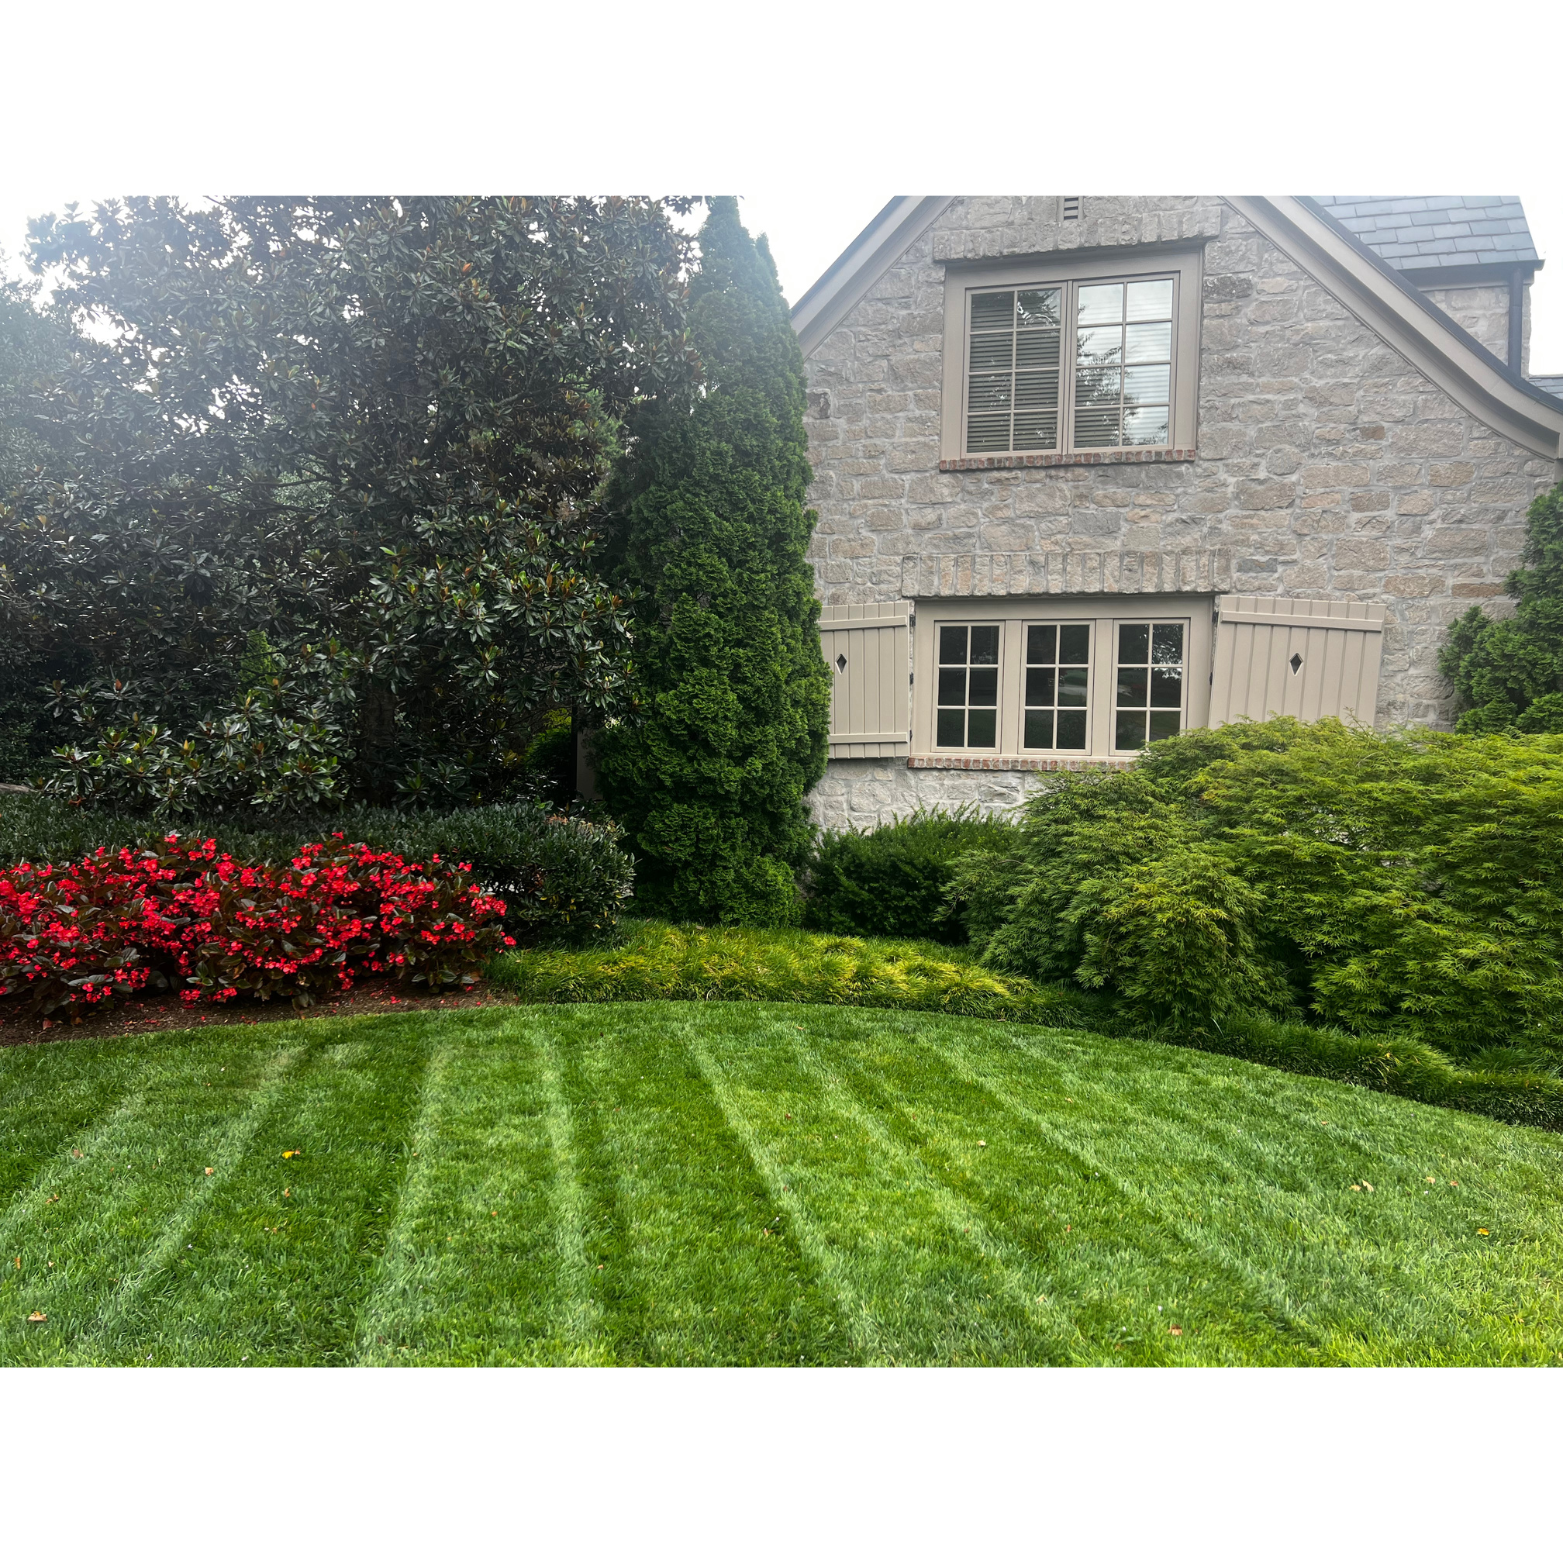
[595,198,830,923]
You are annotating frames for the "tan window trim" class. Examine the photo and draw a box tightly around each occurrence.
[939,248,1203,467]
[910,594,1216,764]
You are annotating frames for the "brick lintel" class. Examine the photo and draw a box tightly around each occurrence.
[938,448,1197,473]
[907,755,1136,772]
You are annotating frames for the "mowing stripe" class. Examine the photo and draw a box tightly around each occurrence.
[703,1019,1094,1362]
[351,1038,452,1363]
[354,1016,611,1365]
[59,1042,305,1360]
[682,1029,888,1363]
[532,1023,608,1354]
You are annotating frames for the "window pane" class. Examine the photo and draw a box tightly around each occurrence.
[969,334,1014,372]
[939,625,968,664]
[1025,666,1056,705]
[1076,324,1123,365]
[967,667,998,706]
[1124,364,1171,404]
[1115,710,1147,750]
[1149,710,1182,742]
[937,708,965,747]
[1059,624,1090,663]
[1015,331,1061,369]
[1074,405,1119,448]
[969,626,1000,665]
[1027,624,1057,663]
[1150,667,1183,707]
[1016,288,1062,327]
[1117,666,1149,706]
[1024,709,1054,749]
[971,292,1014,330]
[1014,371,1059,409]
[1013,412,1058,449]
[1076,283,1123,324]
[1118,623,1150,662]
[1126,278,1174,321]
[1056,710,1087,749]
[1058,667,1089,706]
[968,374,1012,411]
[937,668,967,706]
[1152,623,1184,662]
[966,709,997,748]
[1124,321,1173,363]
[1122,405,1169,446]
[966,413,1011,452]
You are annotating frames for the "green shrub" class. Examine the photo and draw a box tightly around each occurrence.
[804,808,1015,942]
[1439,481,1563,735]
[951,717,1563,1059]
[594,198,830,927]
[0,794,633,946]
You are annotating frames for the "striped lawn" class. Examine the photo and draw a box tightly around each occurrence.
[3,1001,1561,1366]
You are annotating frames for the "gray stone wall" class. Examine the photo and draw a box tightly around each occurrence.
[1419,282,1529,372]
[802,197,1557,828]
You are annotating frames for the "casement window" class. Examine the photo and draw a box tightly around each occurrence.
[939,250,1202,463]
[819,594,1386,767]
[911,596,1215,762]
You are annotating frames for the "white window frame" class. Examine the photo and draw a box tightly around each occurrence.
[912,595,1216,762]
[939,248,1203,464]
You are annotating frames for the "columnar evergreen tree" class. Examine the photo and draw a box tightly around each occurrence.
[595,199,831,924]
[1440,482,1563,734]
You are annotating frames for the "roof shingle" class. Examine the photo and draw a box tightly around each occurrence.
[1316,196,1539,272]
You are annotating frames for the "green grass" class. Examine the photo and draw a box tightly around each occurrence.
[491,921,1563,1134]
[3,1001,1562,1365]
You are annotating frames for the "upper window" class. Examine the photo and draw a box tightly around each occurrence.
[940,250,1201,464]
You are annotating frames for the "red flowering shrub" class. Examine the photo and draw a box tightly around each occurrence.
[0,835,515,1018]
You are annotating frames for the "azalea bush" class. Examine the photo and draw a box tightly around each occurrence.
[0,836,515,1019]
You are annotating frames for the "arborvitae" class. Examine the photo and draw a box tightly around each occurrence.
[595,198,830,923]
[1440,482,1563,734]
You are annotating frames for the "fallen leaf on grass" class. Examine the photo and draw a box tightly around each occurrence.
[283,1188,291,1197]
[70,1149,81,1160]
[282,1150,301,1159]
[1450,1180,1459,1188]
[45,1195,59,1205]
[977,1140,987,1148]
[1426,1176,1436,1184]
[1169,1326,1183,1336]
[204,1168,214,1176]
[1351,1184,1361,1191]
[27,1312,46,1323]
[1478,1228,1490,1236]
[1363,1182,1374,1192]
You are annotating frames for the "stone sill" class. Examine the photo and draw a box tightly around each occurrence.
[908,754,1136,772]
[939,448,1196,473]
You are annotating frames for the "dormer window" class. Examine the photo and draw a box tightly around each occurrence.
[940,248,1202,464]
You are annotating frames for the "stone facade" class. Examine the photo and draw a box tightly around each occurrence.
[1419,282,1529,372]
[801,197,1559,831]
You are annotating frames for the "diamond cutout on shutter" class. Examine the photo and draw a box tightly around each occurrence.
[1289,653,1303,674]
[835,653,847,673]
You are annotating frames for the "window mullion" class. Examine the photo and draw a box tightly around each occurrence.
[1061,282,1078,455]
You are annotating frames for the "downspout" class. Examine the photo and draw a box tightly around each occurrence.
[1508,266,1525,372]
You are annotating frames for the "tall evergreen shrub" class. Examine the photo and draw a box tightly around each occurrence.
[595,199,830,924]
[1440,481,1563,733]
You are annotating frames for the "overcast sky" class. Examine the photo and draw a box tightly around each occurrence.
[5,190,1561,374]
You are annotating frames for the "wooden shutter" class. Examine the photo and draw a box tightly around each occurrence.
[1209,595,1386,727]
[819,603,911,757]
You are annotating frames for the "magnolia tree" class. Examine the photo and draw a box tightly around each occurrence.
[0,196,698,809]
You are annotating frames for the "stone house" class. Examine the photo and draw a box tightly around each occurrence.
[795,196,1563,830]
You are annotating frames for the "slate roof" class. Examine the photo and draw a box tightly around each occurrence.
[1530,374,1563,402]
[1315,197,1539,274]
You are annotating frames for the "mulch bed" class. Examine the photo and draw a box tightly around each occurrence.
[0,976,518,1047]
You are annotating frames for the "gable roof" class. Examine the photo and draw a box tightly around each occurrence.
[793,195,1563,461]
[1315,196,1541,278]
